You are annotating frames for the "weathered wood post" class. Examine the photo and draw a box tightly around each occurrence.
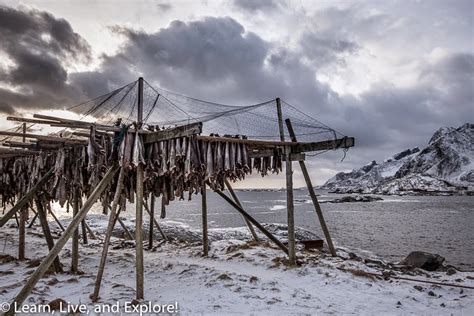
[34,198,62,273]
[135,77,145,300]
[148,195,155,249]
[18,123,27,260]
[285,119,337,256]
[277,98,296,265]
[285,145,296,265]
[71,188,80,273]
[201,181,209,256]
[18,208,26,260]
[6,165,119,316]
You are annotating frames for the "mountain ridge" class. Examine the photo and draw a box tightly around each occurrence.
[322,123,474,195]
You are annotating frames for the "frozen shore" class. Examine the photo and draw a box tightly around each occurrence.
[0,218,473,315]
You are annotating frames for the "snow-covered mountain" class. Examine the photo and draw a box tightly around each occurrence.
[322,123,474,195]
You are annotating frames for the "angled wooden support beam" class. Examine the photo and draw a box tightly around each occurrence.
[92,167,125,302]
[34,198,63,273]
[6,165,119,315]
[209,181,289,255]
[0,168,54,228]
[27,211,38,228]
[46,205,65,232]
[143,198,168,242]
[224,179,259,242]
[286,119,337,257]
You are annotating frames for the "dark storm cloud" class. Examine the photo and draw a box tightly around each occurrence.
[0,3,471,177]
[300,32,360,67]
[0,5,91,113]
[156,3,172,12]
[77,16,332,108]
[232,0,281,12]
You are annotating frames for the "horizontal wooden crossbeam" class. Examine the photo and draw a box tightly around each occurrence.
[142,122,202,144]
[196,135,354,153]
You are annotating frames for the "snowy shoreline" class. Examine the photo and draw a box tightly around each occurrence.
[0,219,473,315]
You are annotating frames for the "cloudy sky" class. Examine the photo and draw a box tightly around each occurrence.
[0,0,472,187]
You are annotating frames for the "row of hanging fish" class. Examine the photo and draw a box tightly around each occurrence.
[0,125,284,218]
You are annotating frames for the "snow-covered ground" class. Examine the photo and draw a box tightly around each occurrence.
[0,219,473,315]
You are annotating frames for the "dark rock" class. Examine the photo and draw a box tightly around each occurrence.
[329,195,383,203]
[399,251,445,271]
[414,285,423,292]
[48,298,68,311]
[428,291,435,297]
[446,267,457,275]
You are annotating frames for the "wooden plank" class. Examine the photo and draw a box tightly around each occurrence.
[285,145,296,265]
[224,179,259,242]
[6,165,119,315]
[0,168,54,228]
[201,182,209,256]
[209,182,289,255]
[286,119,337,257]
[142,122,203,144]
[293,137,354,153]
[7,116,63,125]
[0,131,87,144]
[195,135,355,152]
[34,198,63,273]
[32,114,118,131]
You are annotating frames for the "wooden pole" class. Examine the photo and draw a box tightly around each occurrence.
[6,165,118,315]
[148,196,155,249]
[92,167,125,302]
[71,189,79,273]
[224,179,259,242]
[18,208,26,260]
[34,198,62,273]
[135,76,144,300]
[277,101,296,265]
[143,199,167,241]
[276,97,285,141]
[285,119,337,257]
[81,220,88,244]
[210,183,289,255]
[285,145,296,265]
[0,168,54,228]
[201,182,209,256]
[19,122,28,259]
